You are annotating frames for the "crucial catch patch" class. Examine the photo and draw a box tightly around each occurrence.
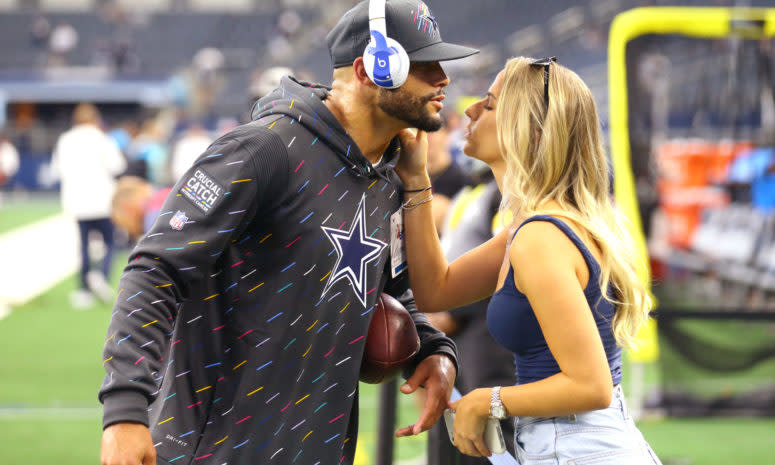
[180,168,224,215]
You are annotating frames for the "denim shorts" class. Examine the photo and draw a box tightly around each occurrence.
[513,385,662,465]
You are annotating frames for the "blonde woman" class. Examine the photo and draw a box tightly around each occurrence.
[393,57,662,464]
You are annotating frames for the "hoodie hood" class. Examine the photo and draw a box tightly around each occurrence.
[251,76,399,180]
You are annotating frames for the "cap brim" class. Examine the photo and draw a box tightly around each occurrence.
[406,41,479,62]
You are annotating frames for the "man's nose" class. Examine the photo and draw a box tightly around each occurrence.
[428,62,449,88]
[435,68,450,88]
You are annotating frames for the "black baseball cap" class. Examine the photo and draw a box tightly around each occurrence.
[327,0,479,68]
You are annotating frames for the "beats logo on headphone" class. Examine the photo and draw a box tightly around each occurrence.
[363,0,409,89]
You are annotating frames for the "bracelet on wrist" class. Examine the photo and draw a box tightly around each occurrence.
[403,185,432,193]
[402,193,434,210]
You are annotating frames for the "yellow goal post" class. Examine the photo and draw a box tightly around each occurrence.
[608,6,775,364]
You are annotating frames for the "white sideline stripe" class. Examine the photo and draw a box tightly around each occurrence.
[0,214,79,307]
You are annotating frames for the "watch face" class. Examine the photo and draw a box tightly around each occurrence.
[491,404,506,419]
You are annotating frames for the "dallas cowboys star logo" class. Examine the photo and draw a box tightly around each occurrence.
[321,194,387,307]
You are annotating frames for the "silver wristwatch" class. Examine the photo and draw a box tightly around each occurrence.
[489,386,508,419]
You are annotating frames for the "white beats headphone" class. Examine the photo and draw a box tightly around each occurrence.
[362,0,410,89]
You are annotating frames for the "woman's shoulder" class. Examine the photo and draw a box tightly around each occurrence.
[506,219,582,295]
[510,219,577,264]
[512,213,601,267]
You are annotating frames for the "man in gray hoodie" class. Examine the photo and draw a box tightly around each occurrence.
[99,1,478,464]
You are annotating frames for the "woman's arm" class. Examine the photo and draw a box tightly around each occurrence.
[396,129,506,313]
[465,220,613,411]
[450,221,613,456]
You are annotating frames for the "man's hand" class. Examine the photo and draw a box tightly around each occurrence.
[394,354,456,437]
[101,422,156,465]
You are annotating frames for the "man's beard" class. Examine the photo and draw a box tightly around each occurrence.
[377,87,443,132]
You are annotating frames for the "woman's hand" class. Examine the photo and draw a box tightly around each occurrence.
[448,388,492,457]
[395,128,430,188]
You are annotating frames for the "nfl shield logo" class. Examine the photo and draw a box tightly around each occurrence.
[170,210,188,230]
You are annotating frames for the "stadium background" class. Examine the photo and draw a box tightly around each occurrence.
[0,0,774,464]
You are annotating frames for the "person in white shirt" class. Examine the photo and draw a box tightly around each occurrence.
[51,103,126,309]
[48,21,78,67]
[170,123,212,183]
[0,133,20,206]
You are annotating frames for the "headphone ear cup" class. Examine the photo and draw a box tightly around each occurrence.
[363,37,410,89]
[384,37,409,88]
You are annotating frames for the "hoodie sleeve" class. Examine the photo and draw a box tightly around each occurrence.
[99,130,289,429]
[382,271,458,380]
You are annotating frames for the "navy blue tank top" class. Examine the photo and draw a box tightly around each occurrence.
[486,215,622,386]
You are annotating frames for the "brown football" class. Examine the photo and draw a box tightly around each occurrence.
[359,293,421,384]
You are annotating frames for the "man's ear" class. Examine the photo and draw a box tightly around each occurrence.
[352,57,376,87]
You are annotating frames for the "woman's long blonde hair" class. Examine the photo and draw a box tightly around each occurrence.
[496,57,651,348]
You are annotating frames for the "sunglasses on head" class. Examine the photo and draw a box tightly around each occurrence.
[529,56,557,109]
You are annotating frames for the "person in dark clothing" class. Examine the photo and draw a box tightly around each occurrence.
[98,2,478,465]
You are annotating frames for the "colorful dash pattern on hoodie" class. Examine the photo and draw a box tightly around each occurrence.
[99,76,456,465]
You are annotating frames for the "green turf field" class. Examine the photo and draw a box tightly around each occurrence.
[0,195,62,234]
[3,261,773,465]
[1,209,774,465]
[0,252,427,464]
